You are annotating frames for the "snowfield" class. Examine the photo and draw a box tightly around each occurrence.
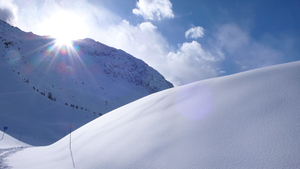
[3,61,300,168]
[0,131,29,169]
[0,131,29,149]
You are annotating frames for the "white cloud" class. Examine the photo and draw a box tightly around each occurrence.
[95,20,169,69]
[96,21,223,85]
[165,41,224,85]
[214,24,283,70]
[139,22,158,32]
[11,0,223,86]
[0,0,18,25]
[185,26,205,39]
[132,0,174,21]
[13,0,121,35]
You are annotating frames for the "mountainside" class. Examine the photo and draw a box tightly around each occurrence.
[0,20,173,145]
[4,60,300,168]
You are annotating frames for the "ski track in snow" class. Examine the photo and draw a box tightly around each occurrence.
[0,147,27,169]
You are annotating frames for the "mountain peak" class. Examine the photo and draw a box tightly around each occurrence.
[0,21,173,145]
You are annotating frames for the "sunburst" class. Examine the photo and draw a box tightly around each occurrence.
[38,11,88,46]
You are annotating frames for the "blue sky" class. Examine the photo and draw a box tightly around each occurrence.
[1,0,299,86]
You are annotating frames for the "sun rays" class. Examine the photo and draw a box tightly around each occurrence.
[8,10,100,88]
[44,39,83,74]
[19,9,90,75]
[38,11,90,75]
[41,38,100,86]
[36,10,88,48]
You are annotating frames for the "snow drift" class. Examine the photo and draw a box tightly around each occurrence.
[7,61,300,168]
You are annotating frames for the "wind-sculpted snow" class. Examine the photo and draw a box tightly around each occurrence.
[6,61,300,168]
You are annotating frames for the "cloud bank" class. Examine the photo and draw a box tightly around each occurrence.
[96,21,223,85]
[0,0,18,25]
[132,0,174,21]
[165,41,224,85]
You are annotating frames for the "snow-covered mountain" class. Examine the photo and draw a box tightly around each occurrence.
[0,20,173,145]
[3,59,300,168]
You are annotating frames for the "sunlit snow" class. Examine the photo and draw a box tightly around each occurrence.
[4,61,300,168]
[1,19,300,169]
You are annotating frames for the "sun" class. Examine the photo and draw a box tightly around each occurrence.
[38,11,88,46]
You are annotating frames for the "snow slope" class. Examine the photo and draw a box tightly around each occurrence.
[0,131,29,149]
[0,20,173,145]
[7,61,300,168]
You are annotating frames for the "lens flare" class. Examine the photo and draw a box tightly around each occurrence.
[7,50,21,64]
[56,61,75,75]
[60,45,68,55]
[176,84,213,121]
[17,34,97,91]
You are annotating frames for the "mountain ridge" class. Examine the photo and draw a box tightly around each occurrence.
[0,20,173,145]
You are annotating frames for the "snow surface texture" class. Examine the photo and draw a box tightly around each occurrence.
[0,131,29,169]
[0,131,29,149]
[0,20,173,145]
[6,61,300,168]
